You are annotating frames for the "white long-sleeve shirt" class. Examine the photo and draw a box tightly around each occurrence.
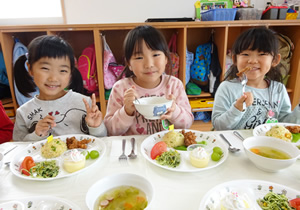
[13,90,107,141]
[212,79,300,131]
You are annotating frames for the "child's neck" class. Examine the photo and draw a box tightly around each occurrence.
[247,79,268,89]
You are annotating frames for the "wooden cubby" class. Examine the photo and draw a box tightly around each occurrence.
[0,21,299,131]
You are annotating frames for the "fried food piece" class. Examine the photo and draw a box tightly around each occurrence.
[236,66,251,77]
[285,126,300,134]
[181,130,197,147]
[66,137,92,149]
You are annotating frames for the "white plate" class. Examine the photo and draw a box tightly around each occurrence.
[199,179,300,210]
[253,123,300,144]
[0,196,80,210]
[140,129,229,172]
[10,134,106,181]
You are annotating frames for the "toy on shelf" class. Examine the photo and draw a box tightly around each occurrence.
[200,0,233,10]
[233,0,249,8]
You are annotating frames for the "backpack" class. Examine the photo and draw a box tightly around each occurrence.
[0,51,9,86]
[77,44,99,94]
[102,34,117,89]
[276,33,294,84]
[190,42,212,90]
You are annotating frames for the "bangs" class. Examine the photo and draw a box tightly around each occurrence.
[233,27,278,56]
[28,35,75,70]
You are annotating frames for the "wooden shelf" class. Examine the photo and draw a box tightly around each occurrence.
[190,120,212,132]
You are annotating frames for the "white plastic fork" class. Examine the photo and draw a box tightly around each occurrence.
[119,139,127,163]
[241,73,248,111]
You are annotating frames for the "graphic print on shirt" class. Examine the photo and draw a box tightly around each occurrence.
[244,98,279,129]
[26,107,88,135]
[135,94,165,135]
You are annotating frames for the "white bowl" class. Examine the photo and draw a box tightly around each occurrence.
[85,173,154,210]
[243,136,300,172]
[133,96,173,120]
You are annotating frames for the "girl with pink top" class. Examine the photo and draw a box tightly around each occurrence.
[104,25,194,136]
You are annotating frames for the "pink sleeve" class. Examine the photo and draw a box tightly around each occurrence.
[104,81,135,136]
[168,78,194,129]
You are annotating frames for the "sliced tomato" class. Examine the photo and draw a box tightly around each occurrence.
[290,198,300,209]
[20,156,35,176]
[150,141,167,159]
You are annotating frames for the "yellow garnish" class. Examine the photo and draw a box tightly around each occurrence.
[169,124,174,131]
[47,135,53,143]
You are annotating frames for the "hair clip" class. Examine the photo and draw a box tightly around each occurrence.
[25,53,29,59]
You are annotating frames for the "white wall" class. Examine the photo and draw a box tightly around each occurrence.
[64,0,283,24]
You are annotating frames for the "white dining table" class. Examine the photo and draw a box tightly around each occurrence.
[0,129,300,210]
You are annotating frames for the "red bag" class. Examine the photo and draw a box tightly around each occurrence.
[77,44,99,94]
[166,33,179,77]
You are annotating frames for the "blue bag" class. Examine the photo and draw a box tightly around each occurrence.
[0,51,9,86]
[190,43,212,86]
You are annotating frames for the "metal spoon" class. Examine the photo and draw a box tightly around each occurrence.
[233,131,244,141]
[128,138,137,159]
[219,134,240,153]
[240,73,248,111]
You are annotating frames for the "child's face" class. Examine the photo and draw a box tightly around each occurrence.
[28,56,71,100]
[128,40,168,88]
[235,49,280,83]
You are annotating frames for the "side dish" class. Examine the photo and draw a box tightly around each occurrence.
[41,139,67,158]
[63,149,86,173]
[266,125,292,142]
[250,146,291,160]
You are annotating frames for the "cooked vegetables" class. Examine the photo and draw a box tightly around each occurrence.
[156,150,180,168]
[30,160,59,178]
[257,192,294,210]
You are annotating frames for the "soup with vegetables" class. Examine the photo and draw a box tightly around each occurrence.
[250,146,291,159]
[94,186,147,210]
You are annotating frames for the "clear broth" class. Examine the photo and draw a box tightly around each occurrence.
[94,185,147,210]
[250,146,291,159]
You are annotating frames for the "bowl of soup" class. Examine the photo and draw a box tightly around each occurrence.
[243,136,300,172]
[133,96,173,120]
[85,173,154,210]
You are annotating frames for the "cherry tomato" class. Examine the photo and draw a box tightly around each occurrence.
[289,198,300,210]
[150,141,167,159]
[20,156,35,176]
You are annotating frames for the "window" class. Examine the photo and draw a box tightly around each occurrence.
[0,0,65,25]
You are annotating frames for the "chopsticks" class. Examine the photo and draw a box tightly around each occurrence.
[4,145,18,156]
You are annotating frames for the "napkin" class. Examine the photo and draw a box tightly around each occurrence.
[110,138,137,157]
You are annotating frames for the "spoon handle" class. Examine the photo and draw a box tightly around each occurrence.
[219,134,232,146]
[130,138,135,152]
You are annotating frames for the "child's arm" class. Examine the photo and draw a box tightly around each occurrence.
[161,79,194,129]
[104,84,136,136]
[277,85,300,124]
[13,110,47,141]
[212,82,245,130]
[82,93,107,137]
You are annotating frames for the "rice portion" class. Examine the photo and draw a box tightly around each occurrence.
[41,138,67,158]
[266,125,292,142]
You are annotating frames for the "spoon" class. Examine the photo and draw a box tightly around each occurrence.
[128,138,137,159]
[240,73,248,111]
[233,131,244,141]
[219,134,240,153]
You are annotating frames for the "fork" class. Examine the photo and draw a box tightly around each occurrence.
[119,139,127,163]
[128,138,137,159]
[241,73,248,111]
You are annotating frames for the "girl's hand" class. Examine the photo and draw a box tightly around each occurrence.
[35,115,56,137]
[161,94,176,120]
[83,93,103,128]
[235,91,254,111]
[124,86,138,116]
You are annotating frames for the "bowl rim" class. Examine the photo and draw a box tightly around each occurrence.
[243,136,300,161]
[133,96,173,105]
[85,172,154,209]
